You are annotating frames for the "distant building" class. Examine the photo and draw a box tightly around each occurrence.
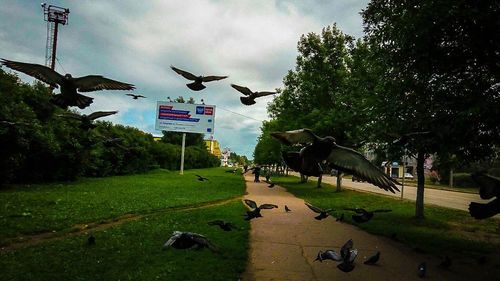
[204,139,221,158]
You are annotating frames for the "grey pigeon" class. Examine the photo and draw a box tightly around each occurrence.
[271,129,400,193]
[1,58,135,109]
[162,231,218,252]
[469,173,500,219]
[208,220,236,231]
[126,93,146,99]
[305,202,333,220]
[171,66,227,91]
[344,208,392,223]
[244,199,278,220]
[231,84,276,105]
[417,262,426,278]
[58,111,118,130]
[315,250,342,262]
[195,174,209,181]
[363,251,380,265]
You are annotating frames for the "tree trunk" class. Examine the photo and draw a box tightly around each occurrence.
[415,150,425,219]
[336,172,343,192]
[300,173,308,183]
[317,174,322,188]
[449,168,454,188]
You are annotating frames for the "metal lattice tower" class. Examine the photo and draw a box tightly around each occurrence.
[42,3,69,70]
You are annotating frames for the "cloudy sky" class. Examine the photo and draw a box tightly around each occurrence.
[0,0,368,158]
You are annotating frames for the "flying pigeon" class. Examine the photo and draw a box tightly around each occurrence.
[305,202,333,220]
[208,220,236,231]
[58,111,118,130]
[271,129,401,193]
[344,208,392,223]
[170,66,227,91]
[285,205,292,212]
[1,58,135,109]
[126,93,146,99]
[417,262,426,278]
[314,250,342,262]
[162,231,218,252]
[195,175,209,181]
[230,84,277,106]
[439,256,452,269]
[363,251,380,265]
[268,183,275,188]
[244,199,278,220]
[469,172,500,219]
[338,239,358,272]
[336,213,344,222]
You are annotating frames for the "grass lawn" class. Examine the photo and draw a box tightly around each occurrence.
[0,168,245,246]
[273,175,500,257]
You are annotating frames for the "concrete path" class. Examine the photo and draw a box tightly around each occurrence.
[240,175,497,281]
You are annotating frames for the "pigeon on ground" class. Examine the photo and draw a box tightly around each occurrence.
[285,205,292,212]
[58,111,118,130]
[268,183,275,188]
[208,220,236,231]
[1,58,135,109]
[336,213,344,222]
[170,66,227,91]
[162,231,218,252]
[439,256,452,269]
[469,173,500,219]
[230,84,277,106]
[271,129,401,193]
[244,199,278,220]
[315,250,342,262]
[195,175,209,181]
[305,202,333,220]
[344,208,392,223]
[126,93,146,99]
[87,235,95,246]
[417,262,426,278]
[337,239,358,272]
[363,251,380,265]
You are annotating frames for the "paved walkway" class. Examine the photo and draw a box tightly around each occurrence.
[240,175,497,281]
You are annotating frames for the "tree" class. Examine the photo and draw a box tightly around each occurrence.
[362,0,500,218]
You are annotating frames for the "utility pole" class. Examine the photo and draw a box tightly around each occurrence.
[42,3,70,70]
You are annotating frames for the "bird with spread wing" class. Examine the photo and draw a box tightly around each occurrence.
[469,172,500,219]
[230,84,276,105]
[58,111,118,130]
[1,59,135,109]
[126,93,146,99]
[170,66,227,91]
[243,199,278,220]
[271,128,401,193]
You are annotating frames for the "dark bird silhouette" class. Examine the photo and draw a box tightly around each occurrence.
[170,66,227,91]
[162,231,218,252]
[344,208,392,223]
[338,239,358,272]
[268,183,275,188]
[87,235,95,246]
[208,220,236,231]
[126,93,146,99]
[417,262,426,278]
[469,173,500,219]
[195,174,209,181]
[439,256,452,269]
[364,251,380,265]
[305,202,333,220]
[271,129,400,193]
[285,205,292,212]
[314,250,342,262]
[230,84,277,105]
[336,213,344,222]
[1,59,135,109]
[58,111,118,130]
[244,199,278,220]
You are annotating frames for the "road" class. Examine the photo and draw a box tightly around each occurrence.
[291,173,494,213]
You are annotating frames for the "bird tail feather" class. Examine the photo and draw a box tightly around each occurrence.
[187,82,206,91]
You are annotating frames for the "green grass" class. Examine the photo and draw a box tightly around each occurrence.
[273,175,500,256]
[0,201,249,281]
[0,168,245,246]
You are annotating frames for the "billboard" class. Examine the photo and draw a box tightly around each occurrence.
[155,101,215,134]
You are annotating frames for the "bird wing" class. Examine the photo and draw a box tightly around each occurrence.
[244,199,258,209]
[162,231,182,249]
[340,239,353,257]
[326,145,400,193]
[254,91,277,98]
[471,172,500,200]
[202,75,228,82]
[305,202,323,213]
[137,95,146,98]
[86,111,118,120]
[325,250,343,261]
[58,112,83,121]
[73,75,135,92]
[191,233,219,252]
[344,208,366,214]
[170,66,198,80]
[1,59,63,87]
[259,204,278,209]
[230,84,253,96]
[270,128,318,146]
